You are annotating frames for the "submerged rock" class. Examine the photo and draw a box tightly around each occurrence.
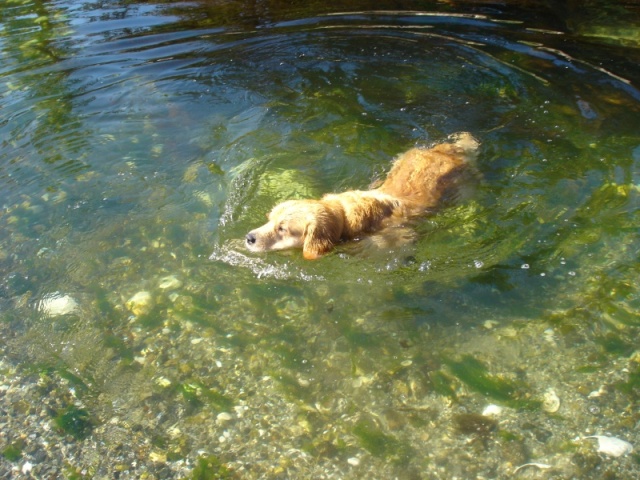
[584,435,633,457]
[126,291,154,316]
[542,389,561,413]
[513,463,552,474]
[39,293,78,317]
[158,275,182,290]
[482,404,503,418]
[216,412,233,425]
[454,413,497,436]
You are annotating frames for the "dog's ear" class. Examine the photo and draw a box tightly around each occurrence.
[302,203,343,260]
[302,223,333,259]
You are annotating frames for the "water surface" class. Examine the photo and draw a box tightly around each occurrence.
[1,1,640,478]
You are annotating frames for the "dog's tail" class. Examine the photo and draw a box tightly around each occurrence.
[449,132,480,164]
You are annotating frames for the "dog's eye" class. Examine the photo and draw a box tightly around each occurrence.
[277,225,286,233]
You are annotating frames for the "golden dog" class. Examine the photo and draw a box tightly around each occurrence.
[245,133,479,259]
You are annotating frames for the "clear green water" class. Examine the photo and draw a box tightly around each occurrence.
[1,1,640,478]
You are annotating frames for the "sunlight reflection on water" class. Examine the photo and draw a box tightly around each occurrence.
[1,1,640,478]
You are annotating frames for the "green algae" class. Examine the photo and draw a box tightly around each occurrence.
[272,344,308,369]
[52,405,93,440]
[2,443,23,462]
[258,168,322,202]
[615,365,640,395]
[497,430,523,443]
[1,2,640,479]
[179,381,234,411]
[578,26,640,48]
[56,368,91,396]
[189,455,236,480]
[352,419,399,458]
[595,333,635,356]
[62,463,87,480]
[428,370,458,399]
[349,415,416,464]
[270,371,311,402]
[341,325,381,348]
[103,334,135,363]
[135,306,166,329]
[444,355,540,409]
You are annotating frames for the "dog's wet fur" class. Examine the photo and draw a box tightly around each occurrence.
[245,133,479,259]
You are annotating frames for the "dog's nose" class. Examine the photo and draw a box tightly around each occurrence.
[245,232,256,245]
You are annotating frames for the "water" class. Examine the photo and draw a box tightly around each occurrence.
[1,1,640,478]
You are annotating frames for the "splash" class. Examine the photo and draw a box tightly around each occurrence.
[209,241,325,281]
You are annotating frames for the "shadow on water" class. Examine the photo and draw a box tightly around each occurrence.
[1,1,640,478]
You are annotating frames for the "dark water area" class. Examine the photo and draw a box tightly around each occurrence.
[1,1,640,478]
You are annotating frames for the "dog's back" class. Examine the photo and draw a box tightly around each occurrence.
[245,133,479,259]
[377,132,479,210]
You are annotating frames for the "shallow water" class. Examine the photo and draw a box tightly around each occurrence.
[1,1,640,478]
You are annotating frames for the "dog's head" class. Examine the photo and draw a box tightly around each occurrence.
[245,199,344,259]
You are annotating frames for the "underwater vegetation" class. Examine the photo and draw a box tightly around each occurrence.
[1,0,640,478]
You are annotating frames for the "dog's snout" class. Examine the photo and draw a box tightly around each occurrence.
[246,232,256,245]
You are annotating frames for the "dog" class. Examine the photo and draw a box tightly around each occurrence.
[245,133,479,259]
